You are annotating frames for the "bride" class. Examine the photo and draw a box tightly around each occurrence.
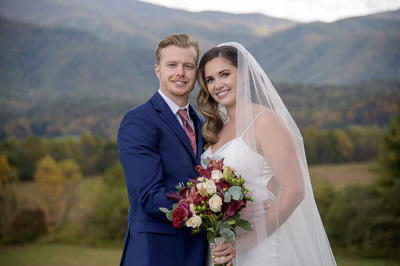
[197,42,337,265]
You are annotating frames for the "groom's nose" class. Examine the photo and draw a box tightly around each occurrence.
[175,66,185,76]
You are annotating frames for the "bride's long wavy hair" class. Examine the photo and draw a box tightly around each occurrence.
[196,46,238,145]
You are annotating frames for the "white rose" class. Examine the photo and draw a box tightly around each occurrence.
[211,170,223,181]
[186,215,202,228]
[203,180,217,195]
[209,194,222,212]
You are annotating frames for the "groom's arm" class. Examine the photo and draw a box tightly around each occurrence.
[118,109,173,222]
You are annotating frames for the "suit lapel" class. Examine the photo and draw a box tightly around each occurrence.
[151,93,197,161]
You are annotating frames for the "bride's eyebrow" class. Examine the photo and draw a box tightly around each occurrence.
[219,69,230,74]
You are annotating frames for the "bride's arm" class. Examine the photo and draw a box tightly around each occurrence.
[255,111,305,235]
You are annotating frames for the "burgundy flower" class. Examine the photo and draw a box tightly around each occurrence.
[222,198,247,221]
[207,157,224,171]
[193,194,208,206]
[186,186,197,202]
[202,167,213,179]
[171,208,186,228]
[215,179,230,191]
[167,186,190,201]
[194,165,204,176]
[177,200,192,218]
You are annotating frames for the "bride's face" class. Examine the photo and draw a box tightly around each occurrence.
[204,57,237,109]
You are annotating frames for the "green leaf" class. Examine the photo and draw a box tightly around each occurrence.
[166,212,173,221]
[207,231,216,243]
[219,225,236,243]
[226,219,236,225]
[159,207,170,213]
[236,219,252,231]
[228,186,243,201]
[229,213,240,221]
[223,191,232,202]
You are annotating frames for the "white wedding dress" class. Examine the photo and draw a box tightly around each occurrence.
[202,132,296,265]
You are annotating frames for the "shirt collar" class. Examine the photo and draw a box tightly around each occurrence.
[158,89,190,116]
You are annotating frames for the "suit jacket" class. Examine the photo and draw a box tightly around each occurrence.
[117,92,207,266]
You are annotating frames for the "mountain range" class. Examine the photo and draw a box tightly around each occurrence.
[0,0,399,139]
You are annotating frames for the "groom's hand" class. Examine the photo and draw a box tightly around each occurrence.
[212,241,236,265]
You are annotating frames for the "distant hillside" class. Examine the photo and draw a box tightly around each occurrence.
[364,9,400,20]
[0,3,399,140]
[0,0,296,49]
[0,16,157,103]
[250,17,400,84]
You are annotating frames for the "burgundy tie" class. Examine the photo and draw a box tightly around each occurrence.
[177,109,197,156]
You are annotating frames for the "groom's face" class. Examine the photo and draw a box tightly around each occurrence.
[155,45,197,105]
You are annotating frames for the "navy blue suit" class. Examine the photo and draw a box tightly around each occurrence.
[117,92,207,265]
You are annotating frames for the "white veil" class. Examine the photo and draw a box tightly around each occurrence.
[216,42,337,265]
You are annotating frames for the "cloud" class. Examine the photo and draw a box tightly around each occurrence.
[140,0,400,22]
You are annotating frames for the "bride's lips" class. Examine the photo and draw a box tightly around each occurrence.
[217,89,230,99]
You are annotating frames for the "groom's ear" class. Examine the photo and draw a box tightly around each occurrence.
[155,64,161,79]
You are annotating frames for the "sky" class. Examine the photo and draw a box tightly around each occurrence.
[139,0,400,23]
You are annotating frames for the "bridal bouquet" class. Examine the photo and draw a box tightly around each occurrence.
[160,158,253,246]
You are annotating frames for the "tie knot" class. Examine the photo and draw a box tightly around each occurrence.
[177,109,188,121]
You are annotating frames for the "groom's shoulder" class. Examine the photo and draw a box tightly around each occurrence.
[123,93,160,119]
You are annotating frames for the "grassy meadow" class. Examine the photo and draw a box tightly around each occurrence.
[1,161,399,265]
[1,243,399,266]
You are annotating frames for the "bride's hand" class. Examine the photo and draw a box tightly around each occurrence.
[240,199,271,222]
[212,241,236,265]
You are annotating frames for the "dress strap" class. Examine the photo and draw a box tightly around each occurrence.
[241,111,267,137]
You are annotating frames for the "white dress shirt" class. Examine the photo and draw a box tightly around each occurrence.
[158,89,195,130]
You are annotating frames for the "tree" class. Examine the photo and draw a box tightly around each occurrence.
[59,159,83,181]
[20,135,47,181]
[303,126,320,164]
[333,129,353,162]
[378,106,400,186]
[33,155,64,231]
[79,132,101,175]
[57,159,83,231]
[0,155,17,240]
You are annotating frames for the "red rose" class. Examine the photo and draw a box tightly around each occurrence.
[171,208,186,228]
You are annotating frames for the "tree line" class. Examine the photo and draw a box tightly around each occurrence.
[0,124,384,183]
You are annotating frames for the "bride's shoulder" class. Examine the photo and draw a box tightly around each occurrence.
[251,104,276,122]
[252,104,285,132]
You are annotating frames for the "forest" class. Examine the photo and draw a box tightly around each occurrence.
[0,108,399,262]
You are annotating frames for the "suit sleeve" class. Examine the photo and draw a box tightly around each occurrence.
[117,110,173,221]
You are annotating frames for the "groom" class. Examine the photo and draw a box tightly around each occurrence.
[117,33,209,265]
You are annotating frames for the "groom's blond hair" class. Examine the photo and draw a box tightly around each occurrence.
[156,33,201,65]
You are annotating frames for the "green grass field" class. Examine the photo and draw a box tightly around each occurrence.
[0,243,399,266]
[0,244,121,266]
